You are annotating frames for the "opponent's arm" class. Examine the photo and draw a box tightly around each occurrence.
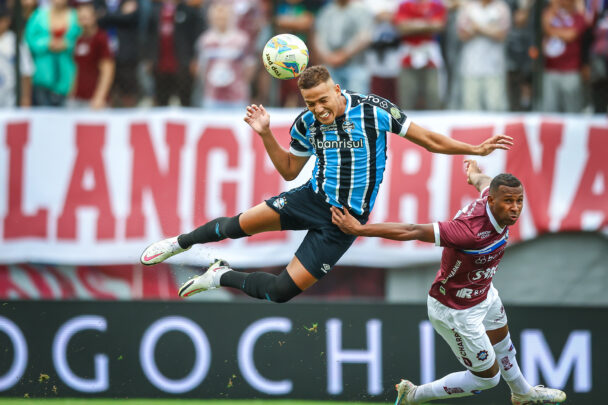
[330,206,435,243]
[405,122,513,156]
[464,159,492,192]
[244,104,310,181]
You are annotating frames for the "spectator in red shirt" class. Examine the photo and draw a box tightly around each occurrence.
[541,0,587,112]
[394,0,446,110]
[147,0,203,106]
[71,0,114,109]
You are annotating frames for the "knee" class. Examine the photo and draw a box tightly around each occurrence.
[267,270,301,303]
[472,371,501,390]
[267,282,299,303]
[218,215,248,239]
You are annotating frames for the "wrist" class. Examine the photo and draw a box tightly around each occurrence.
[258,128,272,137]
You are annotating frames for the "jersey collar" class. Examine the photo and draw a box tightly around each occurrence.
[341,90,351,116]
[486,202,505,234]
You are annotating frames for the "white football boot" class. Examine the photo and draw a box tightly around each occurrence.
[395,379,419,405]
[511,385,566,405]
[178,259,231,298]
[140,236,190,265]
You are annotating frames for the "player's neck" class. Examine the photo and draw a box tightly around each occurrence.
[336,93,347,118]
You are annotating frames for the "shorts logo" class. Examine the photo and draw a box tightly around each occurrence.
[273,197,286,210]
[452,329,471,367]
[321,263,330,273]
[471,390,482,395]
[443,386,464,395]
[477,350,489,361]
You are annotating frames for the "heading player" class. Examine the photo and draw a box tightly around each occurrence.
[141,65,513,304]
[331,159,566,405]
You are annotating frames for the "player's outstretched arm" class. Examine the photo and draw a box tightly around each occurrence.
[465,159,492,192]
[330,207,435,243]
[244,104,309,181]
[405,122,513,156]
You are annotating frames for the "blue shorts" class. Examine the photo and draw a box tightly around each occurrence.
[265,182,368,279]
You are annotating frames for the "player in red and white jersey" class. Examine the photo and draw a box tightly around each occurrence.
[331,159,566,405]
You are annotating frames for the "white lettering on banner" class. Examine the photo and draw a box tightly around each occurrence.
[238,317,293,395]
[419,320,435,384]
[521,329,592,392]
[140,316,211,394]
[0,112,607,267]
[52,315,109,392]
[326,318,382,395]
[0,316,27,391]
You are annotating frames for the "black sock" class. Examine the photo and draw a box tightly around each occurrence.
[220,270,248,289]
[220,269,302,303]
[177,215,248,249]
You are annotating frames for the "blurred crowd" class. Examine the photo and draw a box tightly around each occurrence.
[1,0,607,112]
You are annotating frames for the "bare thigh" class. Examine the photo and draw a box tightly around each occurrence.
[239,202,282,235]
[286,255,318,291]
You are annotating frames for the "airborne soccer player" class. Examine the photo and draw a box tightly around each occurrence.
[141,65,513,303]
[330,159,566,405]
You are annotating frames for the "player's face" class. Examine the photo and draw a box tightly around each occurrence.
[300,80,344,125]
[488,185,524,227]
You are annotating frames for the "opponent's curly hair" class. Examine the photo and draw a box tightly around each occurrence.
[297,65,331,90]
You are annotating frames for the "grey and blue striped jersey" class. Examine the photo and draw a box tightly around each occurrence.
[289,90,411,216]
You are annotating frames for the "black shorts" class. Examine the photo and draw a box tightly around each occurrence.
[265,182,368,279]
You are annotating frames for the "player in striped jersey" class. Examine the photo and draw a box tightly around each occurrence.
[331,160,566,405]
[141,65,513,304]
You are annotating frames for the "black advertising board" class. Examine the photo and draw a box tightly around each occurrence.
[0,301,604,404]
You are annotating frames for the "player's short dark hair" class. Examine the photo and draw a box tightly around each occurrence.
[490,173,522,195]
[297,65,331,90]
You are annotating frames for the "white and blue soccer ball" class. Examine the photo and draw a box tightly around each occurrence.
[262,34,309,80]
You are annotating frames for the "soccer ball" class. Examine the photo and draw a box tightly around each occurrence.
[262,34,309,80]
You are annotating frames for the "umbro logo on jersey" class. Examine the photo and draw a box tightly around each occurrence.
[321,263,330,273]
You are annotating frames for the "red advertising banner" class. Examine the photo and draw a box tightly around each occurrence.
[0,110,606,267]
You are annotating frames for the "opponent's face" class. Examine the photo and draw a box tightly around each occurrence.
[488,185,524,227]
[300,80,345,125]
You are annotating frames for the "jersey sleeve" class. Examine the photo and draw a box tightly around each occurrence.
[370,95,411,137]
[433,219,477,249]
[480,186,490,199]
[99,30,113,59]
[289,114,314,157]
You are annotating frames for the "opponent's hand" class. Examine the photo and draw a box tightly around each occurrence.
[244,104,271,135]
[475,134,513,156]
[331,206,362,235]
[464,159,481,185]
